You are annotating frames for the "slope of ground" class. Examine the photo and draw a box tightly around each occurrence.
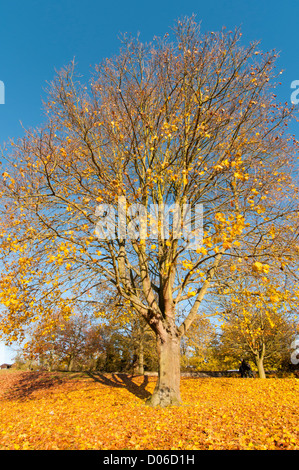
[0,370,298,450]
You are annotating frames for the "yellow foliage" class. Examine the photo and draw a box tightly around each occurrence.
[252,261,270,274]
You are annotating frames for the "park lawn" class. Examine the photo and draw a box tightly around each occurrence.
[0,370,298,450]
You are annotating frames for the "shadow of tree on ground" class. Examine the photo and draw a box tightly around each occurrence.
[2,371,67,401]
[1,370,152,401]
[86,372,152,400]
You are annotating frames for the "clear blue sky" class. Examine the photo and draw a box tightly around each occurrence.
[0,0,298,362]
[0,0,299,146]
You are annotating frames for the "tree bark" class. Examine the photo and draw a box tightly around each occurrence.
[132,325,145,375]
[254,342,266,378]
[256,355,266,379]
[146,331,181,407]
[138,340,144,375]
[67,355,74,372]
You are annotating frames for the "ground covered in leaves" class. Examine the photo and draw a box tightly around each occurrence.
[0,370,298,450]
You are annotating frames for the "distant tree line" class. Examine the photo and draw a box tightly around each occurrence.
[13,307,298,376]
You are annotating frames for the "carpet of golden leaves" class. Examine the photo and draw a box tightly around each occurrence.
[0,370,298,450]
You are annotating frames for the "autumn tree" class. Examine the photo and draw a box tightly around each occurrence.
[219,310,297,377]
[215,255,299,377]
[180,315,217,371]
[0,17,298,405]
[22,309,104,371]
[52,314,103,371]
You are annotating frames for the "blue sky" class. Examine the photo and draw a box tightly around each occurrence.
[0,0,298,362]
[0,0,299,146]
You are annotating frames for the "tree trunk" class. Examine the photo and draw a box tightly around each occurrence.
[138,340,144,375]
[254,342,266,378]
[67,355,74,372]
[132,352,138,375]
[256,355,266,379]
[146,332,181,407]
[132,324,145,375]
[47,354,53,372]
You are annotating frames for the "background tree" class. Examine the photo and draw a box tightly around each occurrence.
[0,17,298,405]
[216,258,299,377]
[218,308,297,376]
[180,315,217,371]
[22,310,104,371]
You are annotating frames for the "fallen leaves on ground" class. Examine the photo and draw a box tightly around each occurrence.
[0,370,298,450]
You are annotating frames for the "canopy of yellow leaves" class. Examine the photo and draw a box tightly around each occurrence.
[0,371,298,450]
